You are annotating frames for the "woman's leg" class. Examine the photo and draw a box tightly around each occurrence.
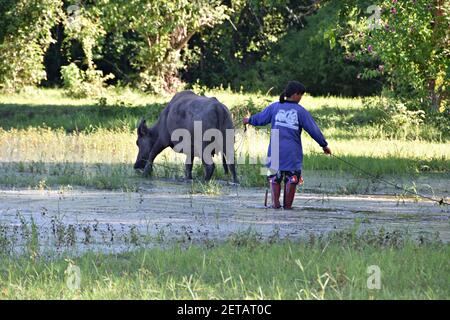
[283,171,302,209]
[267,170,283,209]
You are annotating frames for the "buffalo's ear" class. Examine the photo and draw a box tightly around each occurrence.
[137,119,149,137]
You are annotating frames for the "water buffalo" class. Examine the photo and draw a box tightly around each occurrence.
[134,90,238,182]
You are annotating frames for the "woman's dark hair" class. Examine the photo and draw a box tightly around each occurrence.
[279,81,306,103]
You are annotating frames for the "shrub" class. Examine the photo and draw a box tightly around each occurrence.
[61,63,114,98]
[362,97,427,140]
[0,0,63,92]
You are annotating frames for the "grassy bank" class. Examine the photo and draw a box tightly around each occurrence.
[0,235,448,299]
[0,88,448,191]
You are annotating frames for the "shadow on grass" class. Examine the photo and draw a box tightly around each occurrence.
[308,105,387,129]
[0,102,167,131]
[0,101,384,132]
[0,161,235,190]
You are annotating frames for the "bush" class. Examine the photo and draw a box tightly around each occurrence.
[362,97,428,140]
[61,63,114,98]
[186,1,382,96]
[386,102,425,140]
[258,1,383,97]
[230,96,272,128]
[0,0,63,92]
[340,0,449,112]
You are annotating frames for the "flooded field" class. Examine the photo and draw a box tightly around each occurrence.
[1,180,449,254]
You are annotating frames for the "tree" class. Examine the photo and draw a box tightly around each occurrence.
[0,0,229,94]
[96,0,229,93]
[338,0,449,112]
[0,0,64,91]
[257,0,382,96]
[184,0,324,91]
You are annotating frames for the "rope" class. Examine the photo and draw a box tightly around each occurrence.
[140,135,449,206]
[234,124,248,154]
[310,151,448,206]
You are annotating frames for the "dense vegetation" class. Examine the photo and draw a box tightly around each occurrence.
[0,1,448,114]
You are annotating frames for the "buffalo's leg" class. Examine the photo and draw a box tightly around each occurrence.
[201,142,217,182]
[143,140,167,177]
[222,137,238,183]
[229,162,238,183]
[203,162,216,182]
[202,150,216,182]
[143,163,153,176]
[185,153,194,180]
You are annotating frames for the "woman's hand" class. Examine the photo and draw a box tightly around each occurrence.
[323,146,332,155]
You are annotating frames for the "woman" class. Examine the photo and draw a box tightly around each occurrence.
[243,81,331,209]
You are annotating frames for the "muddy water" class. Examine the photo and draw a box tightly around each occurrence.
[0,181,449,253]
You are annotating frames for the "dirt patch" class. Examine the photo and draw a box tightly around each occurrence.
[0,181,448,253]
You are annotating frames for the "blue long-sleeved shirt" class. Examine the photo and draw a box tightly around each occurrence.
[249,101,327,171]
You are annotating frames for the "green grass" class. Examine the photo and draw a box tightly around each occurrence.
[0,237,448,299]
[0,88,448,191]
[1,211,448,300]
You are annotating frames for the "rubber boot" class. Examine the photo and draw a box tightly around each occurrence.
[283,181,297,209]
[270,181,282,209]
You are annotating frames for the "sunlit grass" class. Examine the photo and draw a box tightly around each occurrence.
[0,126,447,169]
[0,87,170,107]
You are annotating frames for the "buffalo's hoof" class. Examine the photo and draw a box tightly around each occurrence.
[143,164,153,177]
[143,171,153,178]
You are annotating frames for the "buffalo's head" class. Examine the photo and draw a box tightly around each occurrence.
[134,119,155,170]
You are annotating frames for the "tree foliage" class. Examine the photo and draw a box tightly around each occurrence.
[0,0,228,94]
[256,1,382,96]
[337,0,449,112]
[184,0,381,96]
[96,0,229,93]
[185,0,324,91]
[0,0,445,104]
[0,0,63,92]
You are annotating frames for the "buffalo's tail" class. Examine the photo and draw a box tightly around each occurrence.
[219,104,238,183]
[222,153,229,174]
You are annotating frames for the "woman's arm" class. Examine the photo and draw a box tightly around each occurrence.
[300,108,328,148]
[243,104,273,126]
